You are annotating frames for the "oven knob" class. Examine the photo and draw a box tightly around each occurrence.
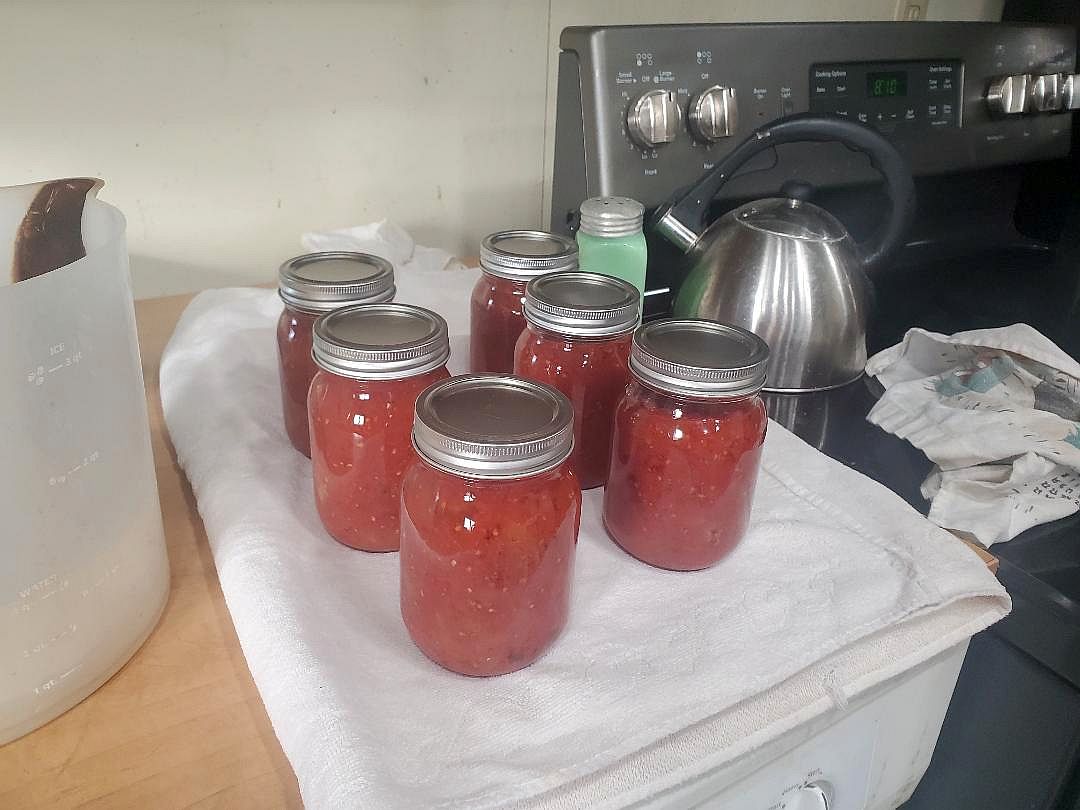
[1064,74,1080,110]
[1030,73,1065,113]
[688,85,738,142]
[986,74,1029,116]
[786,781,833,810]
[627,89,681,148]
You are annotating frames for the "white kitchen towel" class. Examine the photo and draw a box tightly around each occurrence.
[867,324,1080,545]
[161,235,1008,809]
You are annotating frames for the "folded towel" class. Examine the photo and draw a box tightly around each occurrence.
[867,324,1080,545]
[160,226,1008,809]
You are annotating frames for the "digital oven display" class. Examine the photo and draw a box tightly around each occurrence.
[867,71,908,98]
[810,59,960,130]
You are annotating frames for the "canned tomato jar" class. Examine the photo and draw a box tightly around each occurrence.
[602,320,769,571]
[308,303,450,551]
[277,252,395,456]
[469,230,577,374]
[514,271,639,489]
[401,375,581,676]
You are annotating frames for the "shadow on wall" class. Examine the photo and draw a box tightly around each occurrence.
[453,182,544,255]
[129,254,268,300]
[410,92,548,253]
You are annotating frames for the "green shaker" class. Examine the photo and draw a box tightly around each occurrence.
[575,197,647,297]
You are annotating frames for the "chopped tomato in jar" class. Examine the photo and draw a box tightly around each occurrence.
[276,252,396,456]
[469,273,528,373]
[399,460,579,676]
[515,327,632,488]
[401,374,579,675]
[309,366,449,551]
[469,230,578,373]
[603,381,766,570]
[601,319,770,571]
[307,303,449,551]
[278,305,318,457]
[514,271,639,488]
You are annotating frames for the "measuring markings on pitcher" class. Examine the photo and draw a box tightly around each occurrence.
[49,450,102,487]
[12,573,71,614]
[33,663,83,697]
[80,562,121,599]
[23,623,78,659]
[26,341,84,386]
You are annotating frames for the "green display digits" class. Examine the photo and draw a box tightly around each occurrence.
[867,71,907,97]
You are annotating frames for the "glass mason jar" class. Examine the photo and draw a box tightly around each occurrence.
[308,303,450,551]
[401,375,581,676]
[514,271,639,489]
[469,230,577,374]
[575,197,647,298]
[277,252,395,457]
[603,320,770,571]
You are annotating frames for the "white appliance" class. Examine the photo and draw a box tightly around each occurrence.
[647,644,967,809]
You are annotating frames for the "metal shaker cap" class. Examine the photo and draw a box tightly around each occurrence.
[578,197,645,238]
[479,230,578,282]
[412,375,574,479]
[630,319,770,398]
[313,303,449,380]
[524,271,640,337]
[278,251,395,312]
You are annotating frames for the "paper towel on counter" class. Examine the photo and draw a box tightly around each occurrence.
[301,219,467,274]
[160,226,1008,809]
[868,324,1080,545]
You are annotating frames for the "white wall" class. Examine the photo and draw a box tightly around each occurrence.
[0,0,1002,298]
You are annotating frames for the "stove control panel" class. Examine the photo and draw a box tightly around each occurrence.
[688,85,738,143]
[986,73,1031,115]
[626,89,682,148]
[987,71,1080,115]
[1030,72,1064,112]
[809,59,961,130]
[551,21,1077,224]
[1065,74,1080,110]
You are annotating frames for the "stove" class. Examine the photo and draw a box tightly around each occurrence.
[551,18,1080,810]
[551,20,1075,316]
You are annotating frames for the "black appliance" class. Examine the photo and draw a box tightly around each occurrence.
[551,19,1080,810]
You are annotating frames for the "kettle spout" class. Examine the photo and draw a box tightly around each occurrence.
[652,202,702,254]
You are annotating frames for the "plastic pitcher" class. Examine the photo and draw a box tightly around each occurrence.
[0,179,169,743]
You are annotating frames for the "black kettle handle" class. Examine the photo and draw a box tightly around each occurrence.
[654,113,916,271]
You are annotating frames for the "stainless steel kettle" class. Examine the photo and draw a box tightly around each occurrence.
[654,114,916,392]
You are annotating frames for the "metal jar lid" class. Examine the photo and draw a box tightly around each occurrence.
[578,197,645,238]
[278,251,395,312]
[524,271,640,338]
[479,230,578,282]
[312,303,449,380]
[412,375,574,479]
[630,319,770,398]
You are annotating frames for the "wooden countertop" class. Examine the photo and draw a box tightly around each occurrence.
[0,293,302,810]
[0,290,996,810]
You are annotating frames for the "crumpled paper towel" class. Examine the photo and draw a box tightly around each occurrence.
[302,219,467,274]
[868,323,1080,545]
[301,219,474,364]
[160,223,1008,809]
